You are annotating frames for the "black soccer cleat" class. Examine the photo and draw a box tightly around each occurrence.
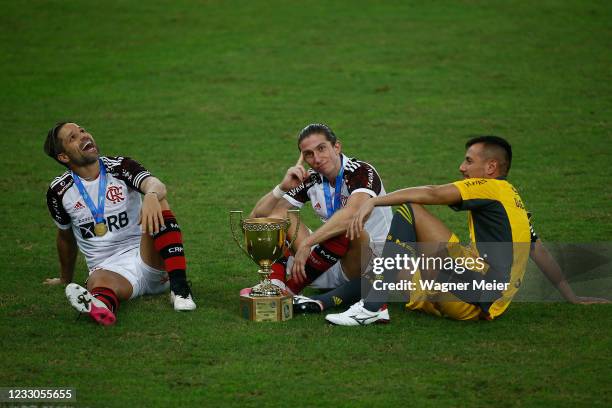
[292,295,323,314]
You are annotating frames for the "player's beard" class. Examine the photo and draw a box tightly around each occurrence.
[71,153,98,167]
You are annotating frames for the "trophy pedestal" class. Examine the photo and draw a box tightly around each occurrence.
[240,294,293,322]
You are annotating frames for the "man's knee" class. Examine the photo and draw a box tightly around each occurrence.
[87,269,133,300]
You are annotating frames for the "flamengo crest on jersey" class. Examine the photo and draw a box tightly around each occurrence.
[283,154,392,244]
[46,156,152,271]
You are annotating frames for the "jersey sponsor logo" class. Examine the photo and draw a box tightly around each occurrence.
[123,171,134,183]
[464,179,488,187]
[79,223,96,239]
[314,202,321,210]
[73,201,85,210]
[308,256,324,268]
[57,181,71,195]
[318,248,339,263]
[514,196,525,210]
[288,182,308,197]
[49,197,67,223]
[78,211,129,239]
[106,185,125,204]
[366,166,374,189]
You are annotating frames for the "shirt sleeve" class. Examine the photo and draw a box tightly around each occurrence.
[284,173,315,208]
[345,161,382,197]
[116,157,152,192]
[46,187,71,229]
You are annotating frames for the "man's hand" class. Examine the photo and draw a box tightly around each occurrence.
[279,153,308,191]
[290,243,311,284]
[347,199,375,240]
[138,192,164,235]
[43,277,66,285]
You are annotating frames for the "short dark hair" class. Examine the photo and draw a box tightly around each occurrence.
[466,135,512,175]
[297,123,337,148]
[44,122,69,167]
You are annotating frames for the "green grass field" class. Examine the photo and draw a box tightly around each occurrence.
[1,1,611,406]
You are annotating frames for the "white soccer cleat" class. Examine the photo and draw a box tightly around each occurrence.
[170,283,197,311]
[65,283,116,326]
[325,300,390,326]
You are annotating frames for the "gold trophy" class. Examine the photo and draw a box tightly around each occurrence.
[230,210,300,322]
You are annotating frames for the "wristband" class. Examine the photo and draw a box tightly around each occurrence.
[272,185,286,199]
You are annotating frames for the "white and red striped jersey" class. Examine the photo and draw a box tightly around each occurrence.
[284,154,392,243]
[46,156,151,271]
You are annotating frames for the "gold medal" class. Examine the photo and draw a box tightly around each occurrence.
[94,222,108,237]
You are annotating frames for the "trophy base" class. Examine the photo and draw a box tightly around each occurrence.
[240,294,293,322]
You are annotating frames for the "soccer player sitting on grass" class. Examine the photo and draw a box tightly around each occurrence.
[43,122,196,326]
[322,135,609,325]
[248,123,392,312]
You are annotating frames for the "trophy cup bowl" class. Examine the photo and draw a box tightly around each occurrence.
[230,209,300,321]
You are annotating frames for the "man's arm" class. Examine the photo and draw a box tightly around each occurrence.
[531,239,609,304]
[44,228,77,285]
[304,192,371,247]
[250,189,294,218]
[348,183,461,239]
[140,176,167,201]
[139,176,167,235]
[290,192,371,280]
[250,154,308,218]
[373,184,461,207]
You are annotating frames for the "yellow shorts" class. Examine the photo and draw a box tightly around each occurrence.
[405,234,506,321]
[405,269,491,321]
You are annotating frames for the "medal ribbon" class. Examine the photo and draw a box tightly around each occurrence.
[72,158,107,226]
[322,155,344,219]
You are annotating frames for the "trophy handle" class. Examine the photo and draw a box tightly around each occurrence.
[281,209,301,281]
[229,210,250,258]
[286,208,301,252]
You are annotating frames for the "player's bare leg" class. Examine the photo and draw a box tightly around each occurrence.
[87,269,133,300]
[270,204,311,252]
[356,203,455,313]
[411,204,454,243]
[341,230,371,280]
[264,207,353,295]
[141,199,196,311]
[139,200,168,271]
[323,203,457,322]
[409,204,455,280]
[294,231,372,314]
[65,268,130,326]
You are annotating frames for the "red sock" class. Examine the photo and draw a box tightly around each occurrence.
[91,287,119,313]
[153,210,187,286]
[286,235,350,294]
[268,262,287,282]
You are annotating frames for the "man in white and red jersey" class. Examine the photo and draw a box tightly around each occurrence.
[44,122,196,326]
[249,123,393,312]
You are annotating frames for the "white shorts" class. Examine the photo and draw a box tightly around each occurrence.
[285,255,348,290]
[91,247,169,299]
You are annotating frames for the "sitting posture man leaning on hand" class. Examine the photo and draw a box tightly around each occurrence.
[44,122,196,325]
